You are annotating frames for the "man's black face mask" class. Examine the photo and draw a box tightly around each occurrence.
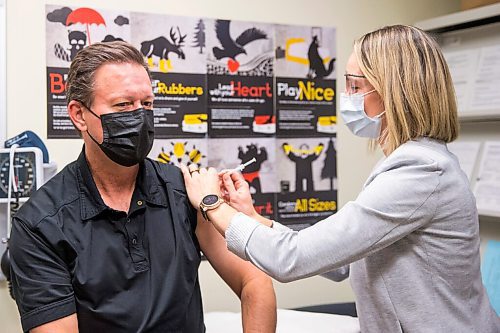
[84,105,155,167]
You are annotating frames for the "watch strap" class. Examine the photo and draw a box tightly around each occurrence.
[200,206,209,221]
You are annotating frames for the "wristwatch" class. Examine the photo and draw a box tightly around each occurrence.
[199,194,225,222]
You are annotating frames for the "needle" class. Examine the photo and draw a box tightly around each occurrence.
[231,158,257,172]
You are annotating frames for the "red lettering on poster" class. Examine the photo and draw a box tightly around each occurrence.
[231,81,272,98]
[254,201,273,215]
[49,73,65,94]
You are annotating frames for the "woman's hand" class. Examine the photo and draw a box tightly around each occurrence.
[220,171,258,219]
[180,164,222,208]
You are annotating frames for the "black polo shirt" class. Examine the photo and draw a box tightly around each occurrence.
[10,149,205,333]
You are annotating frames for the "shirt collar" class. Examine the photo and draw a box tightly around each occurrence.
[76,147,168,221]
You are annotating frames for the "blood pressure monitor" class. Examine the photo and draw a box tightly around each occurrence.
[0,144,54,287]
[0,147,44,202]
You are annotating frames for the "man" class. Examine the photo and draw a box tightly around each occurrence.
[9,41,276,333]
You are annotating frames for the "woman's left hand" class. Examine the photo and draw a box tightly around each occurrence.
[180,164,222,208]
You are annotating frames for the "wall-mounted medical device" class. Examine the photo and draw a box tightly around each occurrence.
[0,147,44,202]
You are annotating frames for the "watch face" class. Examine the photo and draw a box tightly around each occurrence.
[202,194,219,206]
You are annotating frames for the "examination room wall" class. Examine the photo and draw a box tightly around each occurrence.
[1,0,462,331]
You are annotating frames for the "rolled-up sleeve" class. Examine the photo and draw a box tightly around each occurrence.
[10,217,76,332]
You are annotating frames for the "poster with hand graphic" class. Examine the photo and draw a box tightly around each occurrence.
[130,13,207,138]
[148,138,208,168]
[208,138,277,219]
[206,20,275,137]
[46,5,131,138]
[276,137,337,226]
[275,24,337,137]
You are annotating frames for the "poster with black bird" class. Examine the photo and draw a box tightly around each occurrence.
[275,25,337,137]
[130,13,207,138]
[44,6,339,229]
[45,5,131,138]
[208,138,277,219]
[276,137,337,227]
[206,20,275,138]
[148,138,208,168]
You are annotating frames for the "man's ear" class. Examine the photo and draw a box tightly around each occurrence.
[67,100,87,133]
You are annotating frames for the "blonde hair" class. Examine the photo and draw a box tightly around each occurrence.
[354,25,459,154]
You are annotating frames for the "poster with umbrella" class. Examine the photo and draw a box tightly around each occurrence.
[66,7,106,45]
[46,5,130,66]
[45,4,131,138]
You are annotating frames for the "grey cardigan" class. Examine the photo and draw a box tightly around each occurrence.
[226,137,500,332]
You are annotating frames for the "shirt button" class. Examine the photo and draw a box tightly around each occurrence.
[126,218,131,223]
[132,238,138,245]
[137,200,143,206]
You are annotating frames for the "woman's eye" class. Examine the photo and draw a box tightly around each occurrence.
[347,85,359,93]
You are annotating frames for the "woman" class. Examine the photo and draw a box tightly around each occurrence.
[181,25,499,332]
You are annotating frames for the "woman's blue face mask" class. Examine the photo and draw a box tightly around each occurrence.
[339,90,385,139]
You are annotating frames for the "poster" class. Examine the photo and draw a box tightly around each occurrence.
[275,24,337,137]
[276,137,337,226]
[206,20,275,138]
[208,138,277,219]
[46,5,131,138]
[131,13,207,138]
[45,5,338,228]
[148,138,208,168]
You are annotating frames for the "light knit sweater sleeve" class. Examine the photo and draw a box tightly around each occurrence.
[225,153,441,283]
[225,216,350,281]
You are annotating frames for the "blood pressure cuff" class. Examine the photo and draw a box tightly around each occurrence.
[4,131,49,163]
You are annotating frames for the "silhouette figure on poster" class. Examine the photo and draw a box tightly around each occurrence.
[307,35,335,79]
[283,142,324,193]
[320,138,337,190]
[54,30,87,62]
[238,144,267,193]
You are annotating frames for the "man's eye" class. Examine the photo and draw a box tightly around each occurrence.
[115,102,132,108]
[142,101,153,107]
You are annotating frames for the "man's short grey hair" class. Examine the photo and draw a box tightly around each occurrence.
[66,41,150,107]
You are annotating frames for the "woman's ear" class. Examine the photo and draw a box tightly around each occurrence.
[67,100,87,133]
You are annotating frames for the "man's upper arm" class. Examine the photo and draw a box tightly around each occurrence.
[195,213,267,296]
[30,314,78,333]
[10,217,76,332]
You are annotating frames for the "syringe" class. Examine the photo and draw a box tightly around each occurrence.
[229,158,257,173]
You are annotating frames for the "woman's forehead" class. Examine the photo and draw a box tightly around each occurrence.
[345,53,364,76]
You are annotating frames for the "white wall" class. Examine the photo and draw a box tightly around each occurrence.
[0,0,5,143]
[1,0,462,331]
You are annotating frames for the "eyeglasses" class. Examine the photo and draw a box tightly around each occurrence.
[344,73,370,95]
